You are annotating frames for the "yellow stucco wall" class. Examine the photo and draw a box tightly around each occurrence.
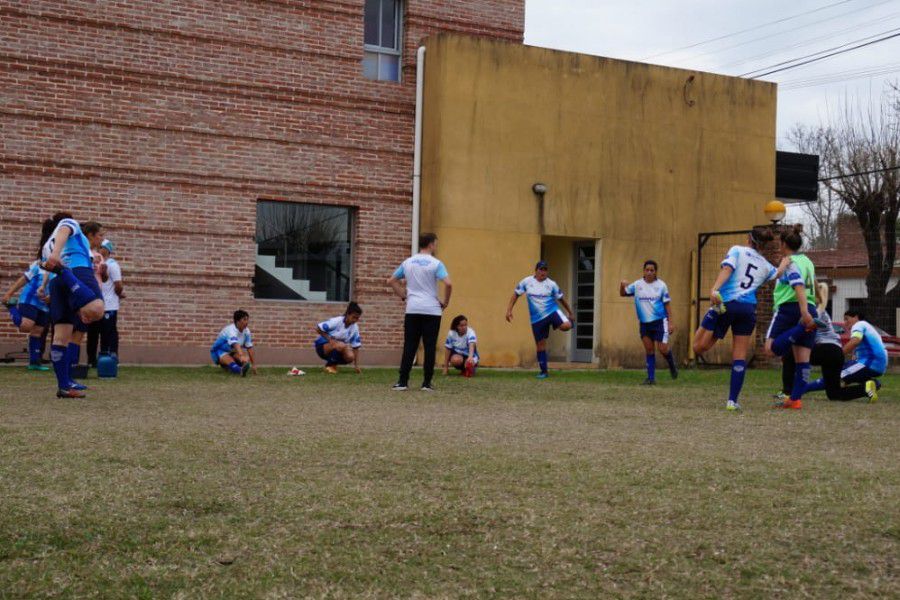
[420,34,776,367]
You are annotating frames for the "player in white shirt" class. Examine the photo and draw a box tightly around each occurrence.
[87,239,124,365]
[210,310,256,376]
[387,233,452,391]
[443,314,479,377]
[620,260,677,384]
[314,302,363,374]
[692,227,778,410]
[506,261,574,378]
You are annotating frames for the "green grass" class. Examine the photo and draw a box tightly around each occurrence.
[0,366,898,598]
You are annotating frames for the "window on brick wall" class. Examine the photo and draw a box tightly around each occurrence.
[254,201,352,302]
[363,0,402,81]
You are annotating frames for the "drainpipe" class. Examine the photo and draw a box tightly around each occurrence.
[411,45,426,254]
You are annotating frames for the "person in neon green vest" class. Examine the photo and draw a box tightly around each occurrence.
[764,224,818,410]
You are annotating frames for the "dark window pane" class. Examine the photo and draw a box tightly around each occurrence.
[364,0,380,46]
[578,284,594,297]
[577,338,593,350]
[381,0,397,50]
[254,201,352,302]
[577,324,593,336]
[577,311,592,323]
[577,298,592,310]
[577,271,593,284]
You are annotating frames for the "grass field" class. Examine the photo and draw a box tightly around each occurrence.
[1,366,898,598]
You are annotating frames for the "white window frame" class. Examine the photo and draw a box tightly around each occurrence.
[363,0,402,82]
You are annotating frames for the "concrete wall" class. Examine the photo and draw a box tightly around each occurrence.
[420,34,777,367]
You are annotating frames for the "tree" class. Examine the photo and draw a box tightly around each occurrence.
[789,89,899,330]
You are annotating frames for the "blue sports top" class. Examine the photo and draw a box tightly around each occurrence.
[718,245,777,305]
[19,261,51,312]
[515,276,564,324]
[624,278,670,323]
[42,218,93,269]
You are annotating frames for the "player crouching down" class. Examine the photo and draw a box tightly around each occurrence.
[315,302,363,374]
[211,309,256,376]
[443,314,478,377]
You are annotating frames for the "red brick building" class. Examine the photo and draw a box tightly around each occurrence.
[0,1,524,363]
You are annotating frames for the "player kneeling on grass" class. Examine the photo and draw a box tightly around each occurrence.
[314,302,363,374]
[506,261,575,379]
[620,260,677,385]
[443,314,478,377]
[210,310,256,376]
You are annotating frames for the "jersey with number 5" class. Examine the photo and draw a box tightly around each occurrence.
[717,245,777,304]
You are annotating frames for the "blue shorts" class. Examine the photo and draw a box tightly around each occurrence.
[531,310,569,342]
[316,342,350,365]
[17,303,49,328]
[701,301,757,339]
[766,302,818,349]
[639,319,669,343]
[49,267,101,329]
[841,360,884,383]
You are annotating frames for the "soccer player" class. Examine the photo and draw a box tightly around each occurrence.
[443,314,478,377]
[387,233,452,392]
[801,309,887,402]
[210,310,256,376]
[2,220,55,370]
[765,224,818,410]
[314,302,363,374]
[620,260,677,384]
[42,214,106,398]
[692,227,777,410]
[87,239,124,365]
[506,260,574,379]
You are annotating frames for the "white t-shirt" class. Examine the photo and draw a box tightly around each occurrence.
[393,253,449,316]
[101,258,123,311]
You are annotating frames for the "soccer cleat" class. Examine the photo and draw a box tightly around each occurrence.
[641,378,655,385]
[56,388,85,399]
[865,380,878,403]
[392,383,408,391]
[324,365,338,375]
[27,364,50,371]
[774,398,802,410]
[68,381,87,391]
[463,363,475,378]
[420,384,435,392]
[536,372,549,380]
[772,391,787,401]
[726,400,742,411]
[240,362,251,377]
[287,367,305,376]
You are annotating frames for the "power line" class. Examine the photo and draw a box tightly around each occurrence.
[819,165,900,181]
[779,62,900,90]
[741,28,900,78]
[642,0,860,60]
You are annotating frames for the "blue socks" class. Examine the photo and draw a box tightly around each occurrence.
[51,344,69,390]
[771,324,806,357]
[646,354,656,381]
[228,362,242,375]
[68,342,81,369]
[729,359,747,402]
[8,305,22,327]
[791,362,811,400]
[537,350,548,374]
[28,336,42,366]
[804,377,826,393]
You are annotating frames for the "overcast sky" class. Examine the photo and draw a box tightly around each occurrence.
[524,0,900,148]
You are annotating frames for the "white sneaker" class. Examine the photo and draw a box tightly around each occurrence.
[287,367,305,376]
[392,383,408,391]
[726,400,741,411]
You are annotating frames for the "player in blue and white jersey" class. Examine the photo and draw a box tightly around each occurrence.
[314,302,363,374]
[42,214,106,398]
[692,227,778,410]
[2,219,56,371]
[620,260,677,384]
[811,309,888,402]
[210,310,256,376]
[443,314,478,377]
[506,261,574,379]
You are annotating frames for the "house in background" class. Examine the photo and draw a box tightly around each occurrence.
[807,215,899,335]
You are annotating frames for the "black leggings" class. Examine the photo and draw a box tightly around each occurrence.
[781,344,868,401]
[398,313,442,386]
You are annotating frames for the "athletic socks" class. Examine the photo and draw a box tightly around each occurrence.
[68,342,81,369]
[7,304,22,327]
[664,352,676,374]
[28,336,42,366]
[771,324,806,356]
[646,354,656,381]
[537,350,548,374]
[228,362,242,375]
[791,362,811,400]
[804,377,826,393]
[51,344,69,390]
[729,359,747,402]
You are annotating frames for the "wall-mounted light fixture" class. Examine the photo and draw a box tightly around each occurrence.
[764,199,786,224]
[532,182,547,195]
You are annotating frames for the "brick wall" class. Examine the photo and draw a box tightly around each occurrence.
[0,0,525,363]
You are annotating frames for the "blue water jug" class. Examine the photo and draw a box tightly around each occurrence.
[97,354,118,378]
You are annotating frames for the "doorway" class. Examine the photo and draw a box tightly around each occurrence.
[571,242,596,362]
